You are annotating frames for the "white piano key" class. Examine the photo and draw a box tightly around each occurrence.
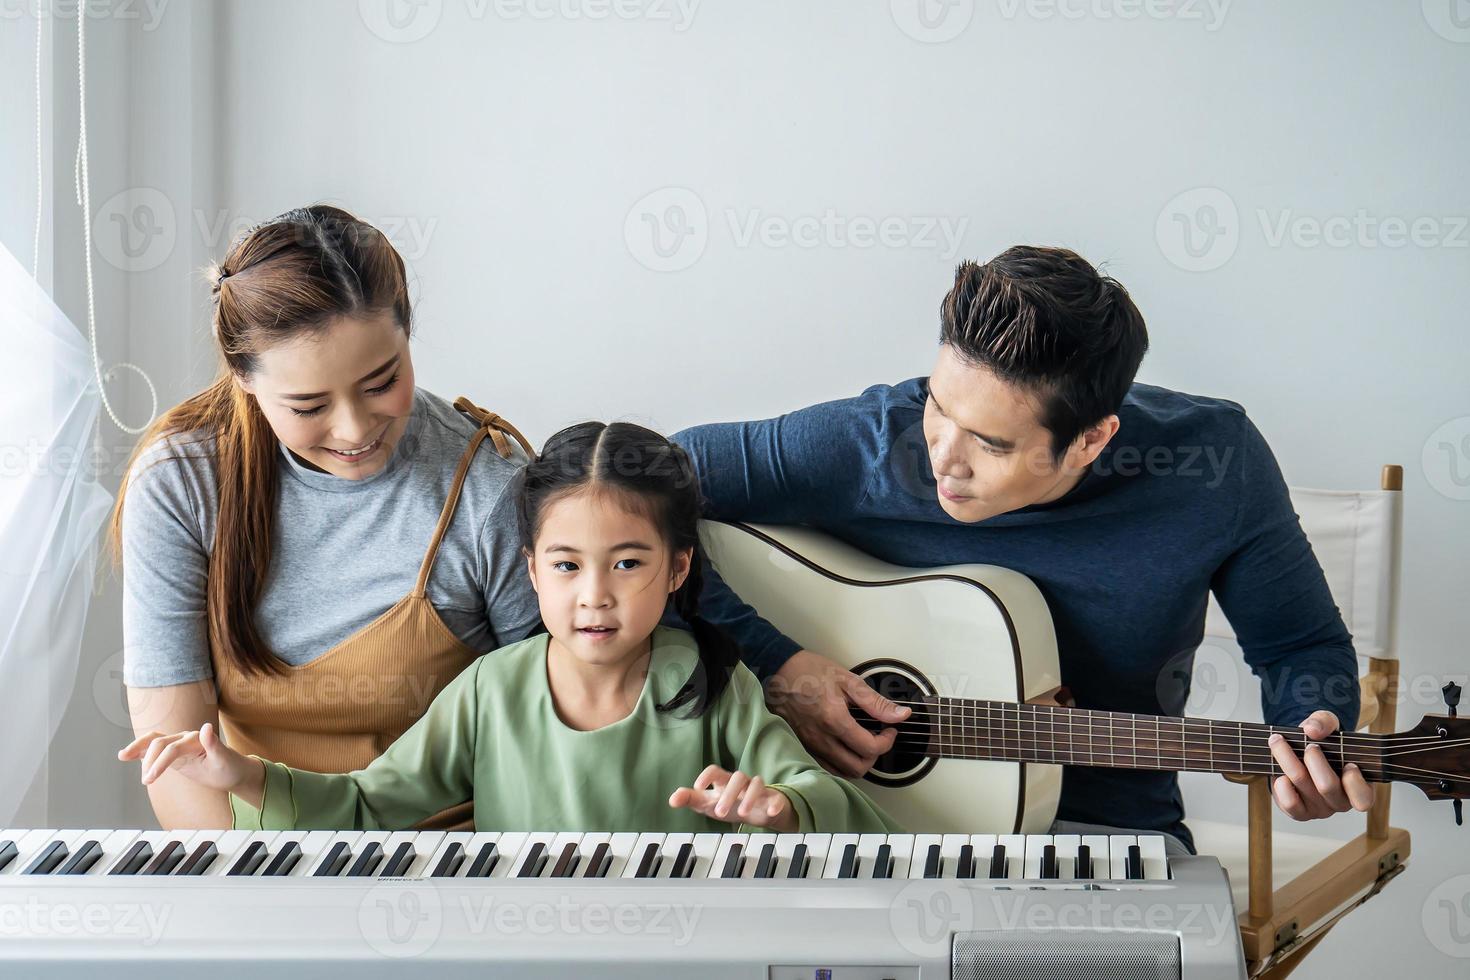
[656,833,695,879]
[821,833,861,879]
[569,832,610,878]
[622,832,668,879]
[771,833,805,879]
[544,831,588,878]
[741,833,779,879]
[689,833,722,879]
[1024,835,1053,880]
[380,830,441,878]
[1080,834,1111,880]
[885,834,916,879]
[998,834,1028,880]
[1137,834,1170,880]
[273,830,340,877]
[1108,834,1138,880]
[797,833,832,878]
[1051,834,1081,880]
[967,834,998,878]
[597,832,639,878]
[940,834,969,879]
[854,834,888,879]
[308,831,369,877]
[182,829,256,877]
[13,829,85,875]
[907,833,944,879]
[72,829,145,876]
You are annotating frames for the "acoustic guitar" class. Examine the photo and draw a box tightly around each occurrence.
[699,520,1469,834]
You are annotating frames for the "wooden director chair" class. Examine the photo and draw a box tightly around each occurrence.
[1188,464,1409,979]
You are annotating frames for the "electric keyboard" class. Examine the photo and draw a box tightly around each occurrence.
[0,829,1247,979]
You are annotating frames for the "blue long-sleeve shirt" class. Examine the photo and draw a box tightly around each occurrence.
[669,377,1360,851]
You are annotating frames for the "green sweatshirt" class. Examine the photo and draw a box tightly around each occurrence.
[230,625,903,835]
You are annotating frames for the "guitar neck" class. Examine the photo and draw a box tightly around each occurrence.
[920,699,1389,782]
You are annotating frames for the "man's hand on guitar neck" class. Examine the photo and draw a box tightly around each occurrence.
[1267,709,1376,820]
[766,650,911,778]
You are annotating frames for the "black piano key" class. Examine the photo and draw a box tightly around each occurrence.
[786,843,809,879]
[516,842,548,878]
[346,842,385,877]
[753,843,777,879]
[634,842,661,878]
[988,844,1007,879]
[922,843,942,879]
[1076,844,1092,880]
[873,843,893,879]
[59,840,103,876]
[957,844,975,879]
[262,841,302,877]
[582,842,611,879]
[430,842,467,878]
[551,842,581,878]
[0,841,17,873]
[720,844,744,880]
[312,841,351,877]
[837,843,859,879]
[1040,844,1058,880]
[109,840,153,875]
[1126,844,1144,881]
[142,840,186,876]
[668,842,693,880]
[24,840,69,875]
[227,841,269,877]
[381,842,417,878]
[466,842,500,878]
[178,841,219,876]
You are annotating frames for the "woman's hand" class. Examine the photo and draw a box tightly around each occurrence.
[118,722,261,798]
[669,764,798,832]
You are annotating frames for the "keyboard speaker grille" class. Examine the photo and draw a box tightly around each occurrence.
[952,930,1181,980]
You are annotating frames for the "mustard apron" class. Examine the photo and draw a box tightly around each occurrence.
[213,397,534,831]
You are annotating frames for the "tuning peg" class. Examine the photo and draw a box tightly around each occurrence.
[1445,681,1462,719]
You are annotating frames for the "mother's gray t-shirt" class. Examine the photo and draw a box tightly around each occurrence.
[121,386,541,688]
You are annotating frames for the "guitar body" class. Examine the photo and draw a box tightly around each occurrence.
[700,520,1064,834]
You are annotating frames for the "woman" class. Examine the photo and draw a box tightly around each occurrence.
[111,204,538,830]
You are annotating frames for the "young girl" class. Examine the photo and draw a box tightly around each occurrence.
[119,420,903,835]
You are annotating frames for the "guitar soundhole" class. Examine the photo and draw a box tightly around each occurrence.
[855,661,938,789]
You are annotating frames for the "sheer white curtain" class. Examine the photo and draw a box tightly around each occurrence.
[0,240,114,824]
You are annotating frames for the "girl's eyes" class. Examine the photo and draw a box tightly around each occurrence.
[550,559,643,573]
[288,372,401,418]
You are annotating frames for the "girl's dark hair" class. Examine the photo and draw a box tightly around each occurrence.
[108,204,413,677]
[515,421,742,718]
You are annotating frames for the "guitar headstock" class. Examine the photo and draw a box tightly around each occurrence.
[1388,683,1468,824]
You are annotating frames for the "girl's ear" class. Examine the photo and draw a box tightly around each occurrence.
[523,547,539,593]
[669,547,693,594]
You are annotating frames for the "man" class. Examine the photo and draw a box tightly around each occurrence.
[672,246,1371,854]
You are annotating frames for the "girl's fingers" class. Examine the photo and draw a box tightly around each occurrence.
[714,770,749,819]
[143,732,196,782]
[736,776,766,821]
[694,764,728,792]
[139,732,183,775]
[118,731,163,760]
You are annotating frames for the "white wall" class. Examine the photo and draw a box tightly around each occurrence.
[27,0,1470,975]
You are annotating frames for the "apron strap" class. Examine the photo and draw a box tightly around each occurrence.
[413,397,536,597]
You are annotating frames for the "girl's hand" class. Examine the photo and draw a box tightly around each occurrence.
[117,722,258,795]
[668,764,798,832]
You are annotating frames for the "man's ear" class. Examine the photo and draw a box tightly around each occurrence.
[1066,414,1120,470]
